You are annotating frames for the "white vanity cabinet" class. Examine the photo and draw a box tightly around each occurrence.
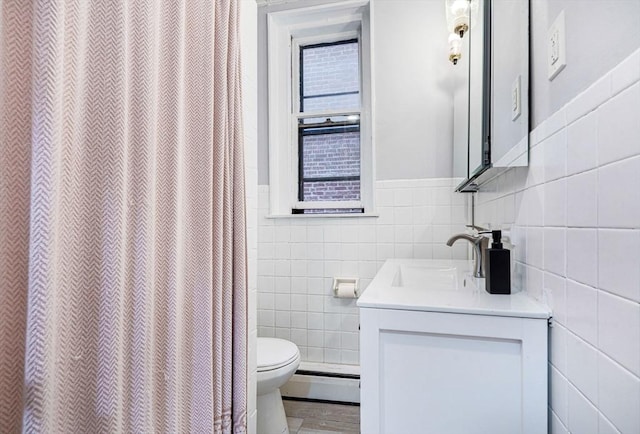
[358,259,550,434]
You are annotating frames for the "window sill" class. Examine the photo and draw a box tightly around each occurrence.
[265,212,379,219]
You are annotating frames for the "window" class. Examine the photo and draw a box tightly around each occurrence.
[267,1,373,216]
[294,39,362,214]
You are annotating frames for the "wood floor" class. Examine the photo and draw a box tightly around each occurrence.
[284,399,360,434]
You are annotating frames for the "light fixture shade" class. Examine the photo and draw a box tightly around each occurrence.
[446,0,471,37]
[448,33,462,65]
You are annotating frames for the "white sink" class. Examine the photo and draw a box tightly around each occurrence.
[391,264,459,290]
[357,259,550,319]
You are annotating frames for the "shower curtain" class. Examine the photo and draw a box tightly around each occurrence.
[0,0,247,432]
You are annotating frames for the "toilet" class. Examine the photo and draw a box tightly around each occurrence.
[257,337,300,434]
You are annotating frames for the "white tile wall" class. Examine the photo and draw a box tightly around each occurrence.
[598,352,640,434]
[475,48,640,434]
[567,383,599,434]
[257,178,470,364]
[597,291,640,377]
[566,229,598,287]
[566,331,598,404]
[598,229,640,302]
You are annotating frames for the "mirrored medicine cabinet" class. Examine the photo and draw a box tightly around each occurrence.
[453,0,530,192]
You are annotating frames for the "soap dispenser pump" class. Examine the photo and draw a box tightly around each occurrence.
[485,230,511,294]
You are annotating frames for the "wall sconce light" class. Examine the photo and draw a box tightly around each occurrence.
[448,33,462,65]
[446,0,476,65]
[445,0,471,38]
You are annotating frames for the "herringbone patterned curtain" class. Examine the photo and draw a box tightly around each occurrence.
[0,1,247,432]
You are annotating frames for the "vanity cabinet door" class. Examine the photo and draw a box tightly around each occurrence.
[359,308,547,434]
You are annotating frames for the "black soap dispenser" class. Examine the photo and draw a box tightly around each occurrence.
[485,230,511,294]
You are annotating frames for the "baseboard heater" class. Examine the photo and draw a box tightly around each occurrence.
[280,368,361,405]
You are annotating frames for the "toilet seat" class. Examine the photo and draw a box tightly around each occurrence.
[257,338,299,372]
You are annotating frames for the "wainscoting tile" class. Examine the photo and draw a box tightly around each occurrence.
[567,383,598,434]
[598,82,640,166]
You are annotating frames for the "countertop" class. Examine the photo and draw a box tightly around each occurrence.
[357,259,551,319]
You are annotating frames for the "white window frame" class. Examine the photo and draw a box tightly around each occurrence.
[267,0,374,216]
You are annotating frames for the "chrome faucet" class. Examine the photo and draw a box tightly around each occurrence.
[446,233,489,278]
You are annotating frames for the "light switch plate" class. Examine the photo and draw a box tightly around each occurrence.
[548,10,567,80]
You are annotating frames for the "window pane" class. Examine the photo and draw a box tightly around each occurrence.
[300,40,360,112]
[299,119,361,202]
[302,131,360,179]
[303,179,360,202]
[303,94,360,112]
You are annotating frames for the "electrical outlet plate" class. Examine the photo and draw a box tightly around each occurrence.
[548,10,567,80]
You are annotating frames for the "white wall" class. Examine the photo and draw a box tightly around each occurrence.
[475,4,640,429]
[257,0,457,184]
[372,0,454,180]
[530,0,640,127]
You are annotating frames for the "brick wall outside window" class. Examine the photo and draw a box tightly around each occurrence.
[301,42,359,112]
[299,40,361,204]
[302,132,360,178]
